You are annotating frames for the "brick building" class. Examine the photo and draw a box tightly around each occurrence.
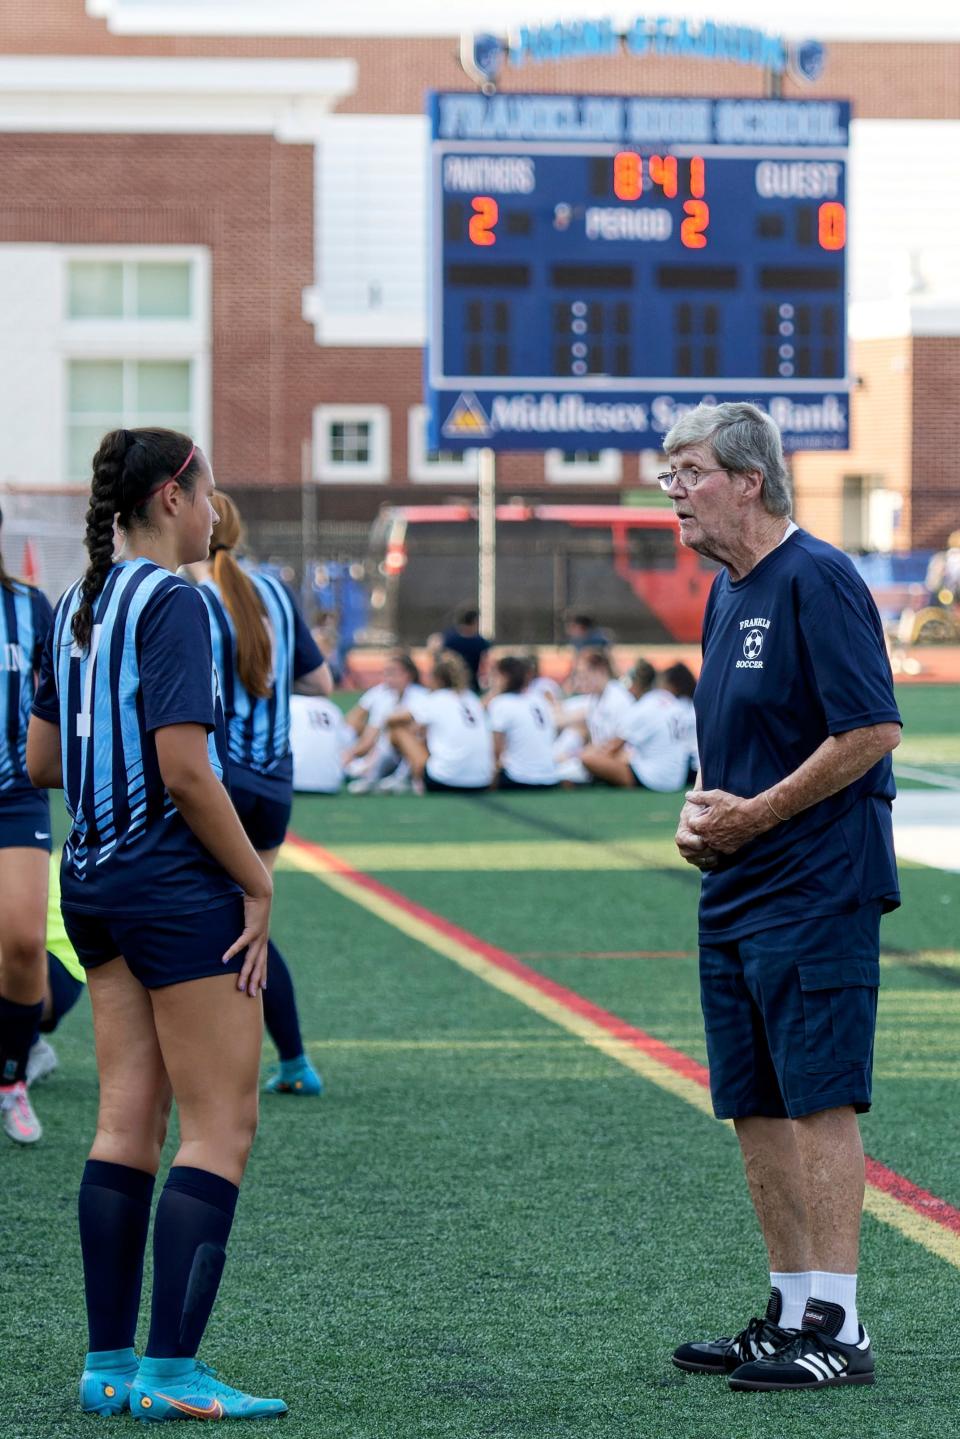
[0,1,957,552]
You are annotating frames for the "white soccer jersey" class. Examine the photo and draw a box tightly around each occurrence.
[670,695,699,774]
[587,680,634,744]
[487,690,558,786]
[409,688,494,788]
[290,696,352,793]
[528,675,562,705]
[617,690,689,792]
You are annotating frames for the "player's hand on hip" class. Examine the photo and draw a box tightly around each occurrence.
[223,893,272,998]
[685,788,771,855]
[675,798,720,869]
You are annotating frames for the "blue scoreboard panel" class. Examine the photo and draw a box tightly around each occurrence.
[426,93,851,452]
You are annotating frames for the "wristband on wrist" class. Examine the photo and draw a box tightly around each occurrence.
[763,789,788,823]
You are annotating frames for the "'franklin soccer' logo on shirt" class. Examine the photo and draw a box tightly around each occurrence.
[737,616,770,669]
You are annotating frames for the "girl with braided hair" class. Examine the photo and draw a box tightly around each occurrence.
[0,503,55,1145]
[27,428,287,1422]
[190,491,330,1097]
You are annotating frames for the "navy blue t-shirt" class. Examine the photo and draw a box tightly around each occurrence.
[694,529,902,940]
[32,559,240,916]
[1,580,54,800]
[198,571,323,800]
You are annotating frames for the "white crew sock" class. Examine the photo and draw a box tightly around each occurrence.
[807,1270,859,1343]
[770,1271,810,1330]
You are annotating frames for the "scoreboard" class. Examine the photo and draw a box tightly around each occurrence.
[426,93,851,453]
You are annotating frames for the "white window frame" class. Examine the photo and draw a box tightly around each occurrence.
[313,404,389,483]
[60,245,211,467]
[544,449,623,484]
[407,405,479,484]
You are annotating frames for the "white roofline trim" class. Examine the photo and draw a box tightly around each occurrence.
[0,56,357,139]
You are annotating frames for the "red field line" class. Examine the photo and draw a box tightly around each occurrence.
[288,832,960,1246]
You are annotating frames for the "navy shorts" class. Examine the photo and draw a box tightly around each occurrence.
[0,788,52,852]
[424,772,489,794]
[231,782,292,851]
[699,904,882,1121]
[62,896,247,990]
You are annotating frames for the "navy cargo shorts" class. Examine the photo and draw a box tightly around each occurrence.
[698,903,882,1120]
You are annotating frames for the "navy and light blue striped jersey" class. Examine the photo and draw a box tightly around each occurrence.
[32,558,239,916]
[1,579,53,799]
[198,570,323,799]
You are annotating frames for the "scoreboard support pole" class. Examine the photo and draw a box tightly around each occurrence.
[478,446,496,638]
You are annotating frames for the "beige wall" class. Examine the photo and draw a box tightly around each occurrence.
[792,337,913,548]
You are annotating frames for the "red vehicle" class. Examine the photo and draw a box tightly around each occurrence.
[366,503,716,645]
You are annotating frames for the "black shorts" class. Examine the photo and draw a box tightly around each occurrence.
[63,896,247,990]
[424,772,489,794]
[231,781,292,851]
[0,788,52,852]
[497,773,558,791]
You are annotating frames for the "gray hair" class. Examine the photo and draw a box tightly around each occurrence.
[662,402,792,517]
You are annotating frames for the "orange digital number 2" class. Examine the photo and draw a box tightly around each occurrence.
[680,199,709,249]
[469,196,499,247]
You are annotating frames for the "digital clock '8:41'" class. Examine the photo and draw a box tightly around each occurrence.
[466,152,846,254]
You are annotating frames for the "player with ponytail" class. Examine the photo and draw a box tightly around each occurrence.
[192,492,330,1097]
[0,503,55,1144]
[27,428,287,1421]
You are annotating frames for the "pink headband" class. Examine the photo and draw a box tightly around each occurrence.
[147,442,196,499]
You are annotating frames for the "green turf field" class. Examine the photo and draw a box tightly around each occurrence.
[2,685,957,1438]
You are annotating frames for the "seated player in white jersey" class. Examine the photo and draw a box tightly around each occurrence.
[343,652,426,793]
[487,656,558,790]
[661,660,700,785]
[555,648,633,784]
[523,652,562,706]
[387,650,494,794]
[582,658,690,791]
[289,694,353,794]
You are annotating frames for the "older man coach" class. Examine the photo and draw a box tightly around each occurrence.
[664,403,901,1392]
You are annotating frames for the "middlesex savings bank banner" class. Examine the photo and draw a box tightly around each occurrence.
[426,93,851,453]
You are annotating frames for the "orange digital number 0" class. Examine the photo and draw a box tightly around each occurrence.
[469,196,499,247]
[818,201,846,251]
[680,199,709,249]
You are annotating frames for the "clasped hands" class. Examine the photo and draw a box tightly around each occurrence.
[675,788,780,870]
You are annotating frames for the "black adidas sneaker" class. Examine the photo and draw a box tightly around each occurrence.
[672,1287,794,1376]
[728,1299,875,1391]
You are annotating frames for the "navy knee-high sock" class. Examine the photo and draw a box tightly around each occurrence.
[261,943,305,1063]
[78,1160,156,1351]
[0,995,43,1084]
[146,1167,239,1360]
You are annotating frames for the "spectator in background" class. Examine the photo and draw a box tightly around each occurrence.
[582,660,689,791]
[487,656,558,790]
[661,661,700,784]
[563,612,610,691]
[441,606,491,693]
[289,695,353,794]
[388,651,493,794]
[925,529,960,607]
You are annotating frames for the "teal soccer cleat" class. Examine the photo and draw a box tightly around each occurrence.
[79,1348,139,1416]
[131,1359,288,1422]
[263,1055,323,1096]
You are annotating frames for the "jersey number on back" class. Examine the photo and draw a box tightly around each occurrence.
[76,624,103,739]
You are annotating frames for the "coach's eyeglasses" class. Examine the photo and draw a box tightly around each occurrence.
[657,467,730,491]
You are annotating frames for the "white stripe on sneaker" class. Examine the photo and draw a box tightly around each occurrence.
[857,1332,871,1350]
[796,1355,831,1380]
[794,1357,827,1380]
[826,1353,844,1372]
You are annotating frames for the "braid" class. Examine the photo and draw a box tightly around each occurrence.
[71,429,131,650]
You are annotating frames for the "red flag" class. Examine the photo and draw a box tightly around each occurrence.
[21,538,39,584]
